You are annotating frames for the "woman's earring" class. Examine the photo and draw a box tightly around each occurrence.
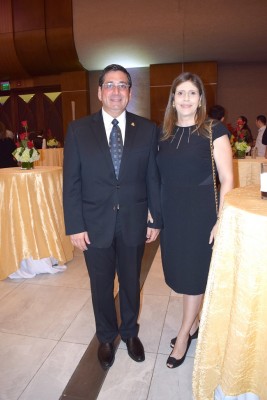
[172,102,176,109]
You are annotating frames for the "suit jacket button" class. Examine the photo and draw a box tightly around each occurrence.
[116,185,120,189]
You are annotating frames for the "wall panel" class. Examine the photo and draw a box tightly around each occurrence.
[150,62,217,125]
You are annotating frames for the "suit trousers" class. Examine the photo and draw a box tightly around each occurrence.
[84,211,145,343]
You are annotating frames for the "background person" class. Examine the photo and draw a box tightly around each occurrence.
[157,72,233,369]
[236,115,253,146]
[63,64,162,370]
[255,115,267,157]
[0,121,17,168]
[208,104,225,122]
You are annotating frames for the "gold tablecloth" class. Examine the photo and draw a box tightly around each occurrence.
[193,185,267,400]
[0,166,73,280]
[233,156,266,188]
[35,148,64,167]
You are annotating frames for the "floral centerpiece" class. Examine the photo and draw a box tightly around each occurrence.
[229,123,251,158]
[47,138,59,148]
[12,121,40,169]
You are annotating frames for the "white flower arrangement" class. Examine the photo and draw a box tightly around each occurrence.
[47,138,59,148]
[235,141,251,153]
[13,146,40,162]
[12,132,40,162]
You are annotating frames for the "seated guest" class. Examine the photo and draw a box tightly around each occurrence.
[256,115,267,157]
[0,121,17,168]
[5,128,14,139]
[208,104,225,122]
[29,131,44,149]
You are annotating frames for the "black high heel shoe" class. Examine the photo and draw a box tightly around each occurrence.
[166,336,192,369]
[170,326,198,349]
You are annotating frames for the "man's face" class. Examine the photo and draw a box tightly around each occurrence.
[98,70,131,118]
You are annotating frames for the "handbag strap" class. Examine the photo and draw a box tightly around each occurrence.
[209,121,219,216]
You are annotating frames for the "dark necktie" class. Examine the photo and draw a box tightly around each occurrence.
[109,119,123,178]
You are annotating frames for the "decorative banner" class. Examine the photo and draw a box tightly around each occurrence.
[18,94,35,103]
[44,92,61,102]
[0,96,10,105]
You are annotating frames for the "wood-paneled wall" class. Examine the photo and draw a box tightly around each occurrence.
[0,0,83,80]
[150,62,217,125]
[0,0,89,140]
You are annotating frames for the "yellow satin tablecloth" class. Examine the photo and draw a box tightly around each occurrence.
[0,166,73,280]
[233,156,266,188]
[193,185,267,400]
[35,148,64,167]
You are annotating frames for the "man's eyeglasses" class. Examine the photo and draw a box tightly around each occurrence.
[102,83,130,91]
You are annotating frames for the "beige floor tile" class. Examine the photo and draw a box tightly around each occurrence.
[19,341,87,400]
[0,332,57,400]
[143,255,171,296]
[0,283,89,340]
[0,279,24,300]
[24,257,90,290]
[158,297,183,355]
[61,299,96,344]
[97,349,156,400]
[148,353,194,400]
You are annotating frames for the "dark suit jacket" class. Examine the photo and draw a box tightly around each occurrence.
[63,110,162,248]
[262,127,267,145]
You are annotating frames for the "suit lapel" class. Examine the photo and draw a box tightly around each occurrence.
[91,111,115,172]
[119,112,137,179]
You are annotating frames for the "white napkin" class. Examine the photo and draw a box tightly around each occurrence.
[9,257,67,279]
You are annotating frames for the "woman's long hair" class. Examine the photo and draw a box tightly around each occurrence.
[162,72,212,140]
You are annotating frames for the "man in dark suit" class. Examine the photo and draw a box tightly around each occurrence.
[63,64,162,370]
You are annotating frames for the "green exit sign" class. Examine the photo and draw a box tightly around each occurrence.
[1,81,10,91]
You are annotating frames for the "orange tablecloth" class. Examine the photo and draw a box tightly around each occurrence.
[35,148,64,167]
[193,185,267,399]
[0,166,73,280]
[233,156,266,188]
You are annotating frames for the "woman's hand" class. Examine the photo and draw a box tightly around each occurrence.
[209,221,219,244]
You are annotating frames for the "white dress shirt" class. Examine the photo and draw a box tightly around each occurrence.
[102,109,126,144]
[255,125,266,157]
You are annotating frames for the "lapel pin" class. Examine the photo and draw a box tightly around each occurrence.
[131,122,135,126]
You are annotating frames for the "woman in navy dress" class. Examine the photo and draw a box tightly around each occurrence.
[157,73,234,368]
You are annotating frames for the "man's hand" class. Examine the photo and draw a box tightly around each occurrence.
[70,231,90,251]
[146,227,160,243]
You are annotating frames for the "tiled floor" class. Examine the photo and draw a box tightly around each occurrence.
[0,247,196,400]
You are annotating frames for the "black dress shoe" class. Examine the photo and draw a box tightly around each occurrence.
[166,336,191,369]
[123,337,145,362]
[170,327,199,349]
[98,342,115,370]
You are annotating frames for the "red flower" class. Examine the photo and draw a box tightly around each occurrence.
[20,133,27,140]
[27,141,34,149]
[21,120,28,128]
[239,133,244,139]
[15,141,20,147]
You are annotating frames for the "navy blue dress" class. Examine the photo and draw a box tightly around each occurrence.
[157,122,228,294]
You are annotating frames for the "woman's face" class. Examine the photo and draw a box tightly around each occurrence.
[173,80,200,122]
[237,118,244,127]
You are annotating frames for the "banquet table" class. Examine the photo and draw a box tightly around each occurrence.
[193,185,267,400]
[0,166,73,280]
[233,156,266,188]
[35,148,64,167]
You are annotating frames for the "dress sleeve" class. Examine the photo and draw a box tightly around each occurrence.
[212,121,231,142]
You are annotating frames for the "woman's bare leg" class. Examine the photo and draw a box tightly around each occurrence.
[167,293,203,364]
